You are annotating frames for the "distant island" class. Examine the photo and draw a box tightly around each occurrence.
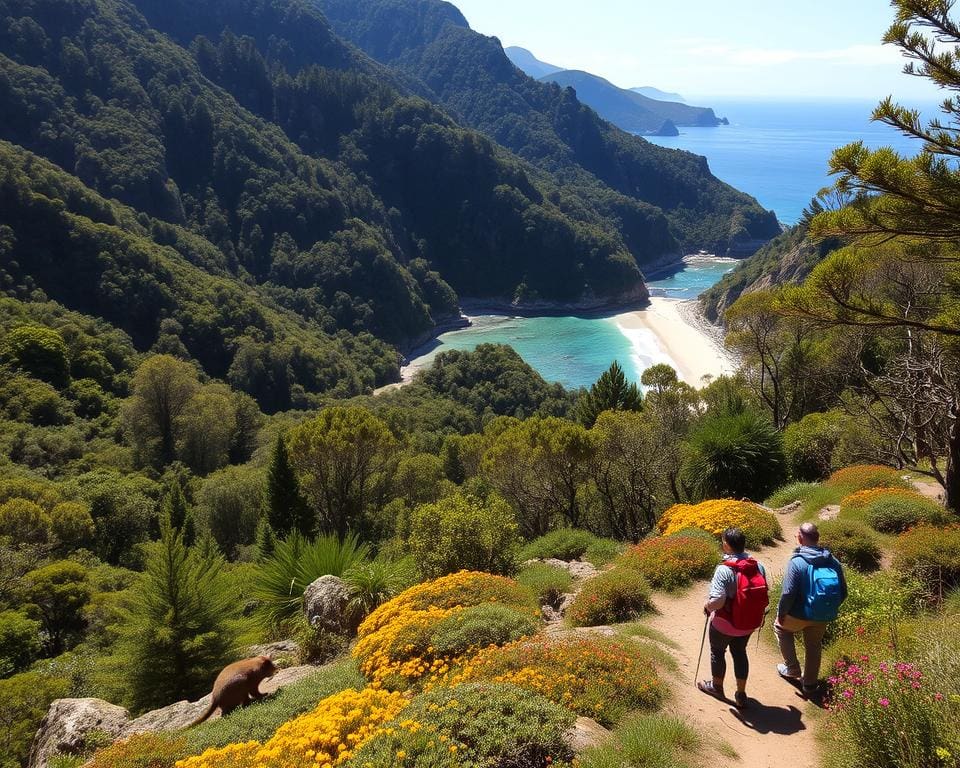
[504,47,727,135]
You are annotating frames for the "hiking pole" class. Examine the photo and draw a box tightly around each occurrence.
[694,613,709,684]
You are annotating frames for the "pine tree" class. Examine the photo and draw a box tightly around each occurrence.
[576,361,643,427]
[254,516,277,562]
[117,519,237,712]
[266,433,312,537]
[161,480,195,546]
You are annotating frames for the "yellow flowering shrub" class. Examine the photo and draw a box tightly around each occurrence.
[353,571,536,689]
[175,687,407,768]
[657,499,781,549]
[445,636,665,726]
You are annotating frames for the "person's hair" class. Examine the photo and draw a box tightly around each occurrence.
[799,522,820,544]
[722,527,746,552]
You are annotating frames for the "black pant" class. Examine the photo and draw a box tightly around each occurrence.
[709,623,751,681]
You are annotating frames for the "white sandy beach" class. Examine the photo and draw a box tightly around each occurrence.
[612,297,736,386]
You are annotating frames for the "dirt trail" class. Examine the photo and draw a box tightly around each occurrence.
[640,533,822,767]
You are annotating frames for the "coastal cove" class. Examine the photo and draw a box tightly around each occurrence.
[401,256,739,390]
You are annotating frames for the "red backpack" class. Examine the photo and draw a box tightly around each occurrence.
[718,558,768,631]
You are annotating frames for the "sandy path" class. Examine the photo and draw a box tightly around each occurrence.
[639,533,822,767]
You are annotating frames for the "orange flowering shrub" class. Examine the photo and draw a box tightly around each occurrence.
[353,571,536,688]
[617,535,719,589]
[446,636,665,726]
[840,487,929,513]
[894,525,960,595]
[175,687,408,768]
[827,465,910,492]
[657,499,781,549]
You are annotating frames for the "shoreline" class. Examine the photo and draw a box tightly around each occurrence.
[379,296,735,394]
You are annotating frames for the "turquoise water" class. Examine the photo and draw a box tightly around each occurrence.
[645,255,737,299]
[646,99,935,225]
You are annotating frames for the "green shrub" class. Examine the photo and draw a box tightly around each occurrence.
[0,497,51,545]
[682,409,786,501]
[783,410,849,481]
[430,603,539,657]
[346,682,575,768]
[0,611,41,678]
[567,567,653,627]
[342,556,417,624]
[765,481,822,508]
[516,562,573,604]
[49,502,96,552]
[85,733,189,768]
[407,492,520,579]
[1,326,70,385]
[519,528,597,561]
[19,560,92,656]
[831,569,923,645]
[818,519,882,572]
[894,525,960,598]
[618,535,719,590]
[579,712,703,768]
[253,533,370,630]
[290,616,348,665]
[0,671,71,768]
[862,496,951,534]
[584,537,624,567]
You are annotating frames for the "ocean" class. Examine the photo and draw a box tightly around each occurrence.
[646,98,933,225]
[406,99,936,387]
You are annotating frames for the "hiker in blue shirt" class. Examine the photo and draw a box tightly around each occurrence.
[775,522,848,698]
[697,527,768,709]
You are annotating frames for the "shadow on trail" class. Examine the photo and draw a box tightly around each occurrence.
[730,702,807,735]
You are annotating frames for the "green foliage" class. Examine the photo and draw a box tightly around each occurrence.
[516,562,573,604]
[430,603,539,657]
[49,502,96,553]
[519,528,597,562]
[342,557,417,623]
[683,409,786,501]
[831,569,923,646]
[196,464,265,557]
[567,567,653,627]
[253,516,277,562]
[115,523,238,712]
[19,560,91,656]
[252,533,370,630]
[290,616,348,665]
[618,535,719,590]
[288,407,396,537]
[0,671,71,768]
[0,610,41,678]
[576,360,643,427]
[265,434,310,537]
[860,496,951,534]
[818,519,882,572]
[765,481,822,508]
[1,325,70,385]
[784,410,850,480]
[584,537,625,567]
[0,497,51,545]
[894,525,960,598]
[346,682,575,768]
[579,713,703,768]
[161,481,194,546]
[406,493,520,579]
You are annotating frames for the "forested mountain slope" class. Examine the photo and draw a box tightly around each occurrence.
[316,0,781,256]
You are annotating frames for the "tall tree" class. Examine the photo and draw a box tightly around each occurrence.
[265,433,311,537]
[575,361,643,427]
[124,355,200,466]
[287,407,396,537]
[782,0,960,508]
[161,479,195,547]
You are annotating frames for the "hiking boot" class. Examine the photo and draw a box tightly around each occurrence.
[734,691,748,708]
[697,680,725,701]
[802,683,821,700]
[777,663,801,682]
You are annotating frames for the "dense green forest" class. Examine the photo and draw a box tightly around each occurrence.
[316,0,781,256]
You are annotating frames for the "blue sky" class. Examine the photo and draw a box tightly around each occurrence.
[449,0,943,101]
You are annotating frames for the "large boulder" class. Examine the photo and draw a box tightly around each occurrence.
[303,575,351,633]
[28,699,129,768]
[564,716,611,754]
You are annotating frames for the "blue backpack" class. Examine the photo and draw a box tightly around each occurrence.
[797,555,842,622]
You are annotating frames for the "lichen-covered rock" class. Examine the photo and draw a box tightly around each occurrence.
[540,558,599,581]
[121,697,211,736]
[564,716,611,753]
[303,575,351,632]
[28,699,129,768]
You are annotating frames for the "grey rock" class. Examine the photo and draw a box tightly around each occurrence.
[248,639,300,659]
[564,716,611,753]
[28,699,129,768]
[303,575,351,633]
[122,697,212,736]
[537,558,599,581]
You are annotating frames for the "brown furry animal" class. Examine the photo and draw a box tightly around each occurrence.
[190,655,277,726]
